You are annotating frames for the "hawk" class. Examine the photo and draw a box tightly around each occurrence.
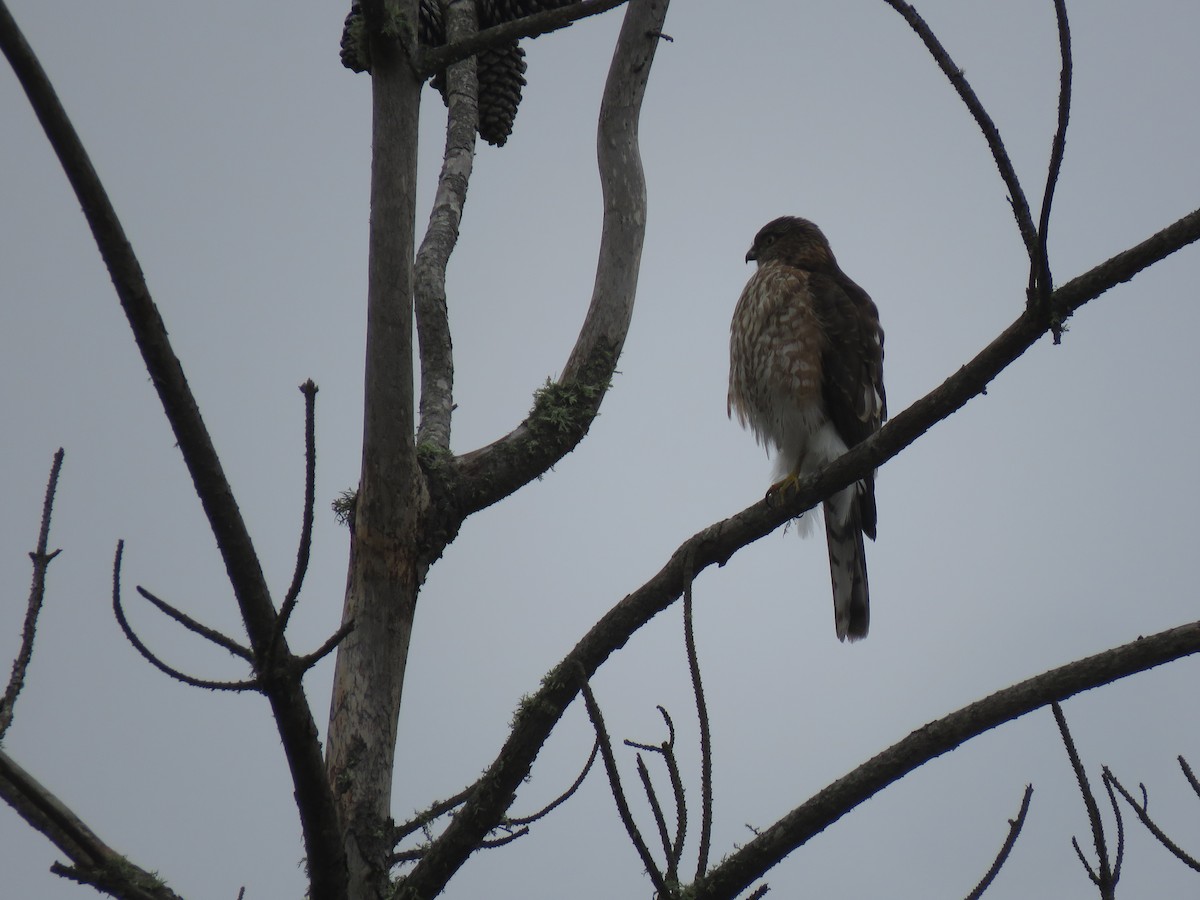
[728,217,885,641]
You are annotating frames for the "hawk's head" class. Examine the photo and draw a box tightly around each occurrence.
[745,216,836,271]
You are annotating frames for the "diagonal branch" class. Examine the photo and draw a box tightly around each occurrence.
[880,0,1038,257]
[135,586,253,661]
[1105,767,1200,873]
[399,204,1200,900]
[1052,702,1115,894]
[418,0,629,76]
[442,0,668,522]
[964,784,1034,900]
[0,7,345,894]
[1,449,64,740]
[581,679,668,895]
[415,0,478,451]
[0,749,184,900]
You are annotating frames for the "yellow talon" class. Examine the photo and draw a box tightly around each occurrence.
[766,471,802,505]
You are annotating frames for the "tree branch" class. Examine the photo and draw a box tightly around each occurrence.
[880,0,1038,257]
[417,0,630,76]
[0,749,184,900]
[964,784,1033,900]
[275,379,320,642]
[135,586,253,662]
[1033,0,1072,325]
[113,546,258,692]
[1,449,64,740]
[399,204,1200,899]
[415,0,478,451]
[1052,702,1116,895]
[442,0,667,522]
[1105,767,1200,872]
[0,6,346,892]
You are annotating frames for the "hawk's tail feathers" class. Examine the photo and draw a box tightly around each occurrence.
[824,493,869,642]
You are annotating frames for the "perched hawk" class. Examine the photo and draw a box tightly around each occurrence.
[728,217,885,641]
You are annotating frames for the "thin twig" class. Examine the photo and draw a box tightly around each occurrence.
[1052,702,1115,897]
[636,754,674,864]
[964,784,1034,900]
[418,0,629,76]
[1178,756,1200,801]
[1102,767,1125,884]
[394,786,476,846]
[1,449,64,740]
[275,380,319,641]
[1105,768,1200,872]
[506,737,600,827]
[415,1,476,450]
[744,886,770,900]
[684,553,713,880]
[135,586,253,661]
[113,545,259,692]
[880,0,1038,257]
[581,678,668,895]
[1033,0,1073,337]
[293,620,356,673]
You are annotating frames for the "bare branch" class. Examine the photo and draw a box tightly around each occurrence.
[743,886,770,900]
[581,679,668,895]
[1105,767,1200,872]
[0,749,184,900]
[1180,756,1200,801]
[635,754,674,865]
[275,380,320,639]
[0,8,345,890]
[880,0,1038,257]
[293,620,356,674]
[418,0,629,76]
[135,586,253,662]
[685,558,713,880]
[415,0,478,451]
[444,0,668,522]
[1,448,64,740]
[506,737,600,827]
[1033,0,1073,331]
[113,547,259,693]
[394,786,475,847]
[1052,702,1115,894]
[1103,767,1125,884]
[964,784,1033,900]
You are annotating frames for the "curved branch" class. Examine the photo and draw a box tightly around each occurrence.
[415,0,478,451]
[276,380,320,639]
[444,0,667,520]
[0,7,345,892]
[399,205,1200,899]
[964,784,1033,900]
[417,0,629,77]
[0,749,184,900]
[1033,0,1072,319]
[113,547,259,692]
[880,0,1038,257]
[1105,768,1200,872]
[1,448,64,740]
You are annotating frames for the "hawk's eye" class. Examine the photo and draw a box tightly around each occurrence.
[761,234,776,247]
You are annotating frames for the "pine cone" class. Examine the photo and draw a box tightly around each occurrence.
[340,0,578,146]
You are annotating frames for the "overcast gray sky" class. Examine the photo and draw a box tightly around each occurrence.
[4,1,1200,897]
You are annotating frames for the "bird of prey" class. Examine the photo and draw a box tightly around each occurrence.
[728,216,886,641]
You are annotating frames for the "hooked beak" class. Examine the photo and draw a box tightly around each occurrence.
[745,248,756,264]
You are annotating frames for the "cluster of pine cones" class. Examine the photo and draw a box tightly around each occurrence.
[340,0,578,146]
